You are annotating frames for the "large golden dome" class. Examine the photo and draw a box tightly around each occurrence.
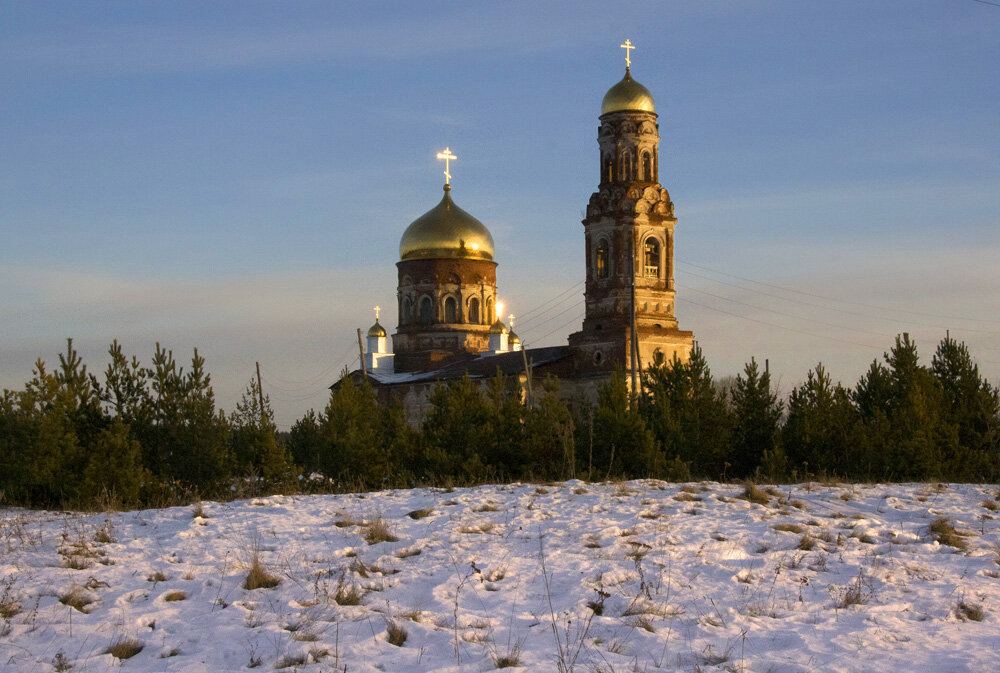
[601,68,656,115]
[399,185,495,261]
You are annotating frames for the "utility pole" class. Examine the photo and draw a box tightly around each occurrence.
[255,361,266,427]
[629,237,638,398]
[356,328,368,379]
[520,347,534,409]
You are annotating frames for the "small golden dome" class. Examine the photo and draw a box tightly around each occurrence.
[601,68,655,115]
[489,320,507,335]
[367,320,386,338]
[508,330,520,345]
[399,185,495,261]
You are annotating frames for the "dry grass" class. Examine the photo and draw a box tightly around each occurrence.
[406,508,433,519]
[334,579,364,606]
[798,534,817,551]
[929,518,967,550]
[956,601,984,621]
[459,522,495,535]
[191,502,207,518]
[773,523,805,534]
[275,653,306,668]
[385,619,408,646]
[739,483,770,506]
[474,502,502,512]
[396,546,422,559]
[334,514,362,528]
[59,586,94,612]
[243,554,280,590]
[492,642,522,668]
[106,636,143,659]
[981,500,999,512]
[147,570,167,582]
[364,518,399,545]
[163,590,187,602]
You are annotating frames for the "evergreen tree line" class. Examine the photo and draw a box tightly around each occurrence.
[0,339,294,508]
[1,333,997,509]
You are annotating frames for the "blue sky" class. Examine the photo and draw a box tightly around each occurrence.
[2,1,999,427]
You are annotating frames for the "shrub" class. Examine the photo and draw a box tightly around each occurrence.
[163,590,186,602]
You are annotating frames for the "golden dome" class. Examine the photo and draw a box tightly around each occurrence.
[367,320,386,338]
[601,68,656,115]
[489,320,507,335]
[399,185,495,261]
[508,330,520,345]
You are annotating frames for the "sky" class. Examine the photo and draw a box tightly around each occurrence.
[1,1,999,428]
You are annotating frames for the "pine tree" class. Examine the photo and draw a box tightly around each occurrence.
[319,376,383,486]
[784,364,858,478]
[82,419,150,505]
[931,335,999,480]
[230,377,292,487]
[729,358,783,478]
[421,374,494,482]
[593,369,657,478]
[522,376,575,480]
[641,346,731,477]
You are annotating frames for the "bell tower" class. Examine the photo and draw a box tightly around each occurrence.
[568,42,693,380]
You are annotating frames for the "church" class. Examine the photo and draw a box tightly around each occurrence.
[341,42,694,423]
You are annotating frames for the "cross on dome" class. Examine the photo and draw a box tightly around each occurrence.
[373,305,381,321]
[620,39,635,69]
[508,314,515,329]
[436,147,457,185]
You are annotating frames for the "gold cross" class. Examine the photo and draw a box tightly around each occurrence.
[508,314,515,330]
[620,39,635,69]
[373,305,381,321]
[436,147,457,185]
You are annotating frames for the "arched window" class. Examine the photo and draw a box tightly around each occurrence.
[641,152,651,181]
[595,240,609,279]
[419,296,432,325]
[486,297,494,322]
[469,297,480,324]
[603,153,614,183]
[444,296,457,323]
[402,297,412,325]
[644,238,660,277]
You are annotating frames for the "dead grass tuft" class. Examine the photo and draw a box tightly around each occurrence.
[739,483,770,506]
[385,619,408,646]
[798,534,817,551]
[147,570,167,583]
[956,601,984,621]
[106,636,143,660]
[59,586,95,612]
[163,590,187,602]
[981,500,999,512]
[364,518,399,545]
[406,508,433,519]
[773,523,805,534]
[474,502,502,512]
[492,642,522,668]
[929,518,967,550]
[243,554,280,590]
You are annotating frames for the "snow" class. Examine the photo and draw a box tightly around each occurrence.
[2,481,999,672]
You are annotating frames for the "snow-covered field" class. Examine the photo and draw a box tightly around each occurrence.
[2,481,999,672]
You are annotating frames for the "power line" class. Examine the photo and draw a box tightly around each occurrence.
[677,283,898,340]
[520,298,585,337]
[676,296,884,351]
[677,259,1000,327]
[525,311,586,346]
[514,280,586,325]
